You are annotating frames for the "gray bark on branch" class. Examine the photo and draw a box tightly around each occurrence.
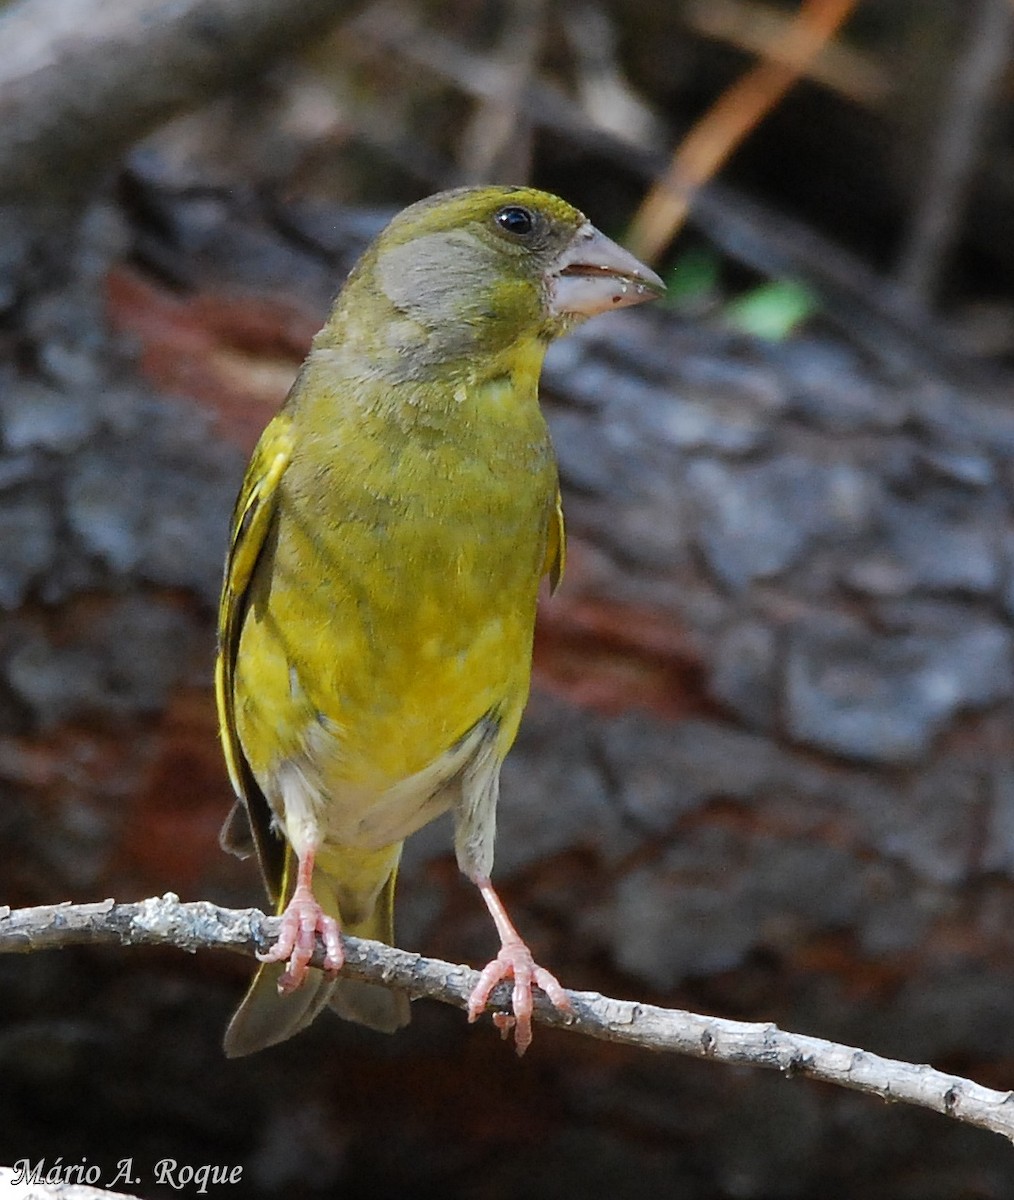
[2,895,1013,1144]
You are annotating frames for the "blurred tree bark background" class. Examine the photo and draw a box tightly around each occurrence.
[4,0,1014,1196]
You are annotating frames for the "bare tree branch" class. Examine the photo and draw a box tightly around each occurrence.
[894,0,1014,305]
[626,0,860,263]
[0,1165,142,1200]
[347,3,976,377]
[2,896,1013,1143]
[0,0,352,202]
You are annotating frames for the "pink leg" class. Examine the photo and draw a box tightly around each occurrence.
[258,846,344,993]
[467,878,573,1055]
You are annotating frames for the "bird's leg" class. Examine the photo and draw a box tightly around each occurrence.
[467,877,573,1055]
[258,845,344,992]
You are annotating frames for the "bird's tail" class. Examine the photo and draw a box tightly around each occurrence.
[223,853,410,1059]
[327,867,412,1032]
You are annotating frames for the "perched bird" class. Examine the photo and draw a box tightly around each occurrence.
[216,185,663,1057]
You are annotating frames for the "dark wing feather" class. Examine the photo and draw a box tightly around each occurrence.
[215,413,295,906]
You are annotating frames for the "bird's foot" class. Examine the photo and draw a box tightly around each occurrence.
[258,882,344,993]
[467,937,573,1056]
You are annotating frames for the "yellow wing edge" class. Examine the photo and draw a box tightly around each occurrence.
[544,487,566,594]
[215,415,295,901]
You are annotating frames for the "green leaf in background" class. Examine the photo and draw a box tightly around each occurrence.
[660,246,721,312]
[723,279,819,340]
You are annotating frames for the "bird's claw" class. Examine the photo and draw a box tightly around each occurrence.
[492,1012,516,1041]
[468,939,572,1055]
[258,884,344,992]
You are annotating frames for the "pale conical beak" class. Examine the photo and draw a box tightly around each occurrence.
[547,222,665,317]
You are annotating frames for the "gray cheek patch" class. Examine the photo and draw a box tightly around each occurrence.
[377,231,501,330]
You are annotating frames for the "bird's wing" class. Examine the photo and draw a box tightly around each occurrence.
[215,412,295,905]
[544,487,566,594]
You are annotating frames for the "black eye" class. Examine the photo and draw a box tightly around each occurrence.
[495,205,535,237]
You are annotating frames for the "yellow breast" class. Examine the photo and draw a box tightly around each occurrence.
[233,346,557,809]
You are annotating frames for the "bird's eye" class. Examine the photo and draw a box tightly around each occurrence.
[495,205,536,237]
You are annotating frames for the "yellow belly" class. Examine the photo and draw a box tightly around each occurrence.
[235,544,537,791]
[233,369,556,833]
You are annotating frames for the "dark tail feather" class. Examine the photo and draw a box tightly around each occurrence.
[223,858,410,1056]
[223,961,336,1058]
[329,866,410,1032]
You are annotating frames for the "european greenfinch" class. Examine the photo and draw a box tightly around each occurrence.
[216,185,663,1057]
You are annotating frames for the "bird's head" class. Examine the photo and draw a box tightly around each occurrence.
[324,186,664,370]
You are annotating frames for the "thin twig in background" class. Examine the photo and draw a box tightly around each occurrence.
[344,2,980,377]
[685,0,886,106]
[562,1,664,145]
[2,896,1014,1144]
[894,0,1014,306]
[626,0,859,265]
[455,0,546,184]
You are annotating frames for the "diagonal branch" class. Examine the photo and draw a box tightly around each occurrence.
[0,0,352,203]
[2,895,1013,1143]
[625,0,858,263]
